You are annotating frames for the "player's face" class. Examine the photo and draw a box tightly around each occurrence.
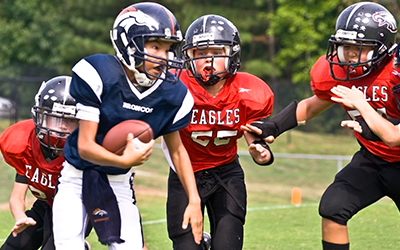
[341,44,373,65]
[44,115,79,136]
[137,40,175,80]
[192,47,227,78]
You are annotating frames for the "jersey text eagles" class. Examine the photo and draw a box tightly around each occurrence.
[191,108,240,125]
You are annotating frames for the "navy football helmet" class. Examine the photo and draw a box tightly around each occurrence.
[31,76,78,155]
[182,14,241,86]
[326,2,397,81]
[110,2,184,87]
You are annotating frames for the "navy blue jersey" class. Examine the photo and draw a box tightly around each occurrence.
[63,54,193,174]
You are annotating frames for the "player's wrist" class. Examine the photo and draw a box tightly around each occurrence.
[252,140,274,166]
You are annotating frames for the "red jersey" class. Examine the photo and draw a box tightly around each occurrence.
[180,71,274,172]
[0,120,64,206]
[311,55,400,162]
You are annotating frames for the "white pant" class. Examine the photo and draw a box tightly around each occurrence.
[53,162,143,250]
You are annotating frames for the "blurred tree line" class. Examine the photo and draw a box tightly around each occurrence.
[0,0,398,134]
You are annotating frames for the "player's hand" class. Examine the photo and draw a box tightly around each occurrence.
[241,124,275,143]
[121,133,154,167]
[11,217,36,237]
[182,202,203,244]
[340,120,362,133]
[331,85,365,109]
[249,142,271,164]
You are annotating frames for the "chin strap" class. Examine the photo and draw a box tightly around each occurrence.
[110,30,155,87]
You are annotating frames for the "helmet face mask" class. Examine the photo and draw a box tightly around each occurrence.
[186,45,235,85]
[31,76,78,154]
[326,2,397,81]
[110,3,184,87]
[182,14,241,86]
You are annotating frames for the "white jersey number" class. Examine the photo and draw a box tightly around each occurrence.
[191,130,238,147]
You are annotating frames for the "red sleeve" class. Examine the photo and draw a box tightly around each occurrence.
[0,120,35,176]
[234,72,274,123]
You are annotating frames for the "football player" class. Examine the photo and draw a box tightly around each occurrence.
[52,2,202,250]
[242,2,400,250]
[164,14,274,250]
[0,76,91,250]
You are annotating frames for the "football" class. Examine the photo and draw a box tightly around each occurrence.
[102,120,153,155]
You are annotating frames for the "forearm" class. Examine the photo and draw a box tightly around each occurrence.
[9,183,28,221]
[77,120,151,169]
[78,140,128,168]
[356,102,400,146]
[172,145,200,204]
[10,199,27,222]
[297,96,333,122]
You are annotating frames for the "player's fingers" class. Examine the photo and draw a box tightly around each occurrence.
[126,133,134,145]
[144,139,155,150]
[240,125,251,132]
[247,124,262,135]
[192,225,202,245]
[181,212,189,230]
[188,214,202,245]
[263,135,275,143]
[331,96,342,103]
[241,124,262,135]
[341,120,362,133]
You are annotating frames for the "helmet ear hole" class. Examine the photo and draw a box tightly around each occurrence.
[337,46,345,63]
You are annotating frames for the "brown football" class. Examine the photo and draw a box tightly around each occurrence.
[102,120,153,155]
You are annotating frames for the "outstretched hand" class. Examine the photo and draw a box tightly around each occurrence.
[11,217,36,237]
[248,142,271,164]
[240,124,275,143]
[340,120,362,133]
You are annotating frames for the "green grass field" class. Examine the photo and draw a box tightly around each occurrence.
[1,128,400,249]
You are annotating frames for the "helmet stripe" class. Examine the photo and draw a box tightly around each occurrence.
[345,2,368,28]
[202,15,209,34]
[117,6,137,18]
[160,5,175,35]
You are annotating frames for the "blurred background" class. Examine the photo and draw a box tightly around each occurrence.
[1,0,398,133]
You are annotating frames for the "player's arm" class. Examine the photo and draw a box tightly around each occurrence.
[162,131,203,245]
[77,120,154,169]
[9,176,36,236]
[243,131,274,165]
[297,95,334,122]
[331,85,400,146]
[242,96,333,141]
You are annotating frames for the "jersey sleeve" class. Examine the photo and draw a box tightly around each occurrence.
[237,73,274,123]
[71,56,105,122]
[159,83,194,135]
[0,120,35,176]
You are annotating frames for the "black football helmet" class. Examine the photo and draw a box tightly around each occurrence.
[31,76,78,155]
[110,2,184,87]
[326,2,397,81]
[182,14,241,86]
